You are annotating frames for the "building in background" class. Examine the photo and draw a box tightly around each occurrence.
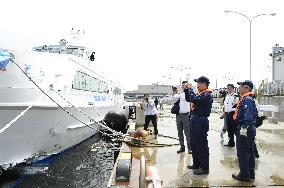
[270,44,284,81]
[124,83,182,100]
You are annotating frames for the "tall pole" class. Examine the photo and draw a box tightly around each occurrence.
[156,82,158,94]
[250,20,252,81]
[170,66,191,86]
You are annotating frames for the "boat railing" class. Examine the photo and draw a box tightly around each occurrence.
[32,41,95,61]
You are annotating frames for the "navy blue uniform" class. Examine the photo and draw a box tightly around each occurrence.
[235,96,257,179]
[185,88,212,171]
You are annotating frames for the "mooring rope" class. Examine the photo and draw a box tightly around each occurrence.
[49,87,125,137]
[12,59,179,147]
[0,89,49,134]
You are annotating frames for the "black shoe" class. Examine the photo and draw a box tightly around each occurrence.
[224,143,235,147]
[193,168,209,175]
[187,165,198,170]
[232,173,250,182]
[250,171,255,179]
[255,154,260,159]
[188,150,192,154]
[177,147,185,153]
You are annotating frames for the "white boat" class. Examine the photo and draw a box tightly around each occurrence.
[0,31,125,172]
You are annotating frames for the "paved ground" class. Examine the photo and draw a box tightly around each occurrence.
[130,105,284,187]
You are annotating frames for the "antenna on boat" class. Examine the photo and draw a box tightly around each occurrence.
[71,28,85,41]
[59,39,67,45]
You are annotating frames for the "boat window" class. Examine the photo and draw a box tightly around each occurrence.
[85,76,91,91]
[98,82,103,93]
[91,78,99,92]
[72,71,108,93]
[72,72,80,89]
[103,82,108,93]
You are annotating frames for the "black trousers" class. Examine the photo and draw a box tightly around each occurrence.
[190,115,209,171]
[225,112,236,145]
[144,115,158,135]
[236,126,256,179]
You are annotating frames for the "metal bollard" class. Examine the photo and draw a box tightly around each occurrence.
[115,152,132,182]
[139,155,146,188]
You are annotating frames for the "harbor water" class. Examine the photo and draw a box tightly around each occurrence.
[0,133,117,188]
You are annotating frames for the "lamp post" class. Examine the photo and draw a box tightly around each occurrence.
[170,66,191,86]
[162,75,173,94]
[223,76,234,83]
[224,10,276,81]
[162,75,172,84]
[155,82,160,94]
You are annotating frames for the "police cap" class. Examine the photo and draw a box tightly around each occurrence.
[237,80,253,89]
[194,76,210,85]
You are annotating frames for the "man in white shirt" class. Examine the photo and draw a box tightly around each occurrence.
[224,84,239,147]
[140,94,158,137]
[172,81,192,154]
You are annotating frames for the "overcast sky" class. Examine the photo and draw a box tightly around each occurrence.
[1,0,283,91]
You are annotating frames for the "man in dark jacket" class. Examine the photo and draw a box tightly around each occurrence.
[184,76,212,175]
[232,80,257,182]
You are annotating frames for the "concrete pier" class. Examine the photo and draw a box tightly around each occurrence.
[128,104,284,187]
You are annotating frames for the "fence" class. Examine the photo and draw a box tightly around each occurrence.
[258,80,284,96]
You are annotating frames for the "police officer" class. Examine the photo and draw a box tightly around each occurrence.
[232,80,257,182]
[184,76,212,175]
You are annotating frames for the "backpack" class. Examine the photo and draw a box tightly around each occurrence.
[255,111,266,128]
[171,99,180,114]
[234,95,266,127]
[253,98,266,128]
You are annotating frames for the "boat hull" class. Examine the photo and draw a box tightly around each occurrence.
[0,104,123,170]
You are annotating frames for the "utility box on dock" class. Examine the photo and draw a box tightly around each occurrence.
[135,106,145,126]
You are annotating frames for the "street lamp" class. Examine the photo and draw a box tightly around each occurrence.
[170,66,191,86]
[224,10,276,81]
[223,76,234,83]
[162,75,172,84]
[151,82,163,94]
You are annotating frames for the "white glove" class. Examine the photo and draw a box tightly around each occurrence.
[240,127,247,137]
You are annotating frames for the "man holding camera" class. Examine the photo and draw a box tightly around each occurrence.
[140,94,158,137]
[184,76,212,175]
[172,81,192,154]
